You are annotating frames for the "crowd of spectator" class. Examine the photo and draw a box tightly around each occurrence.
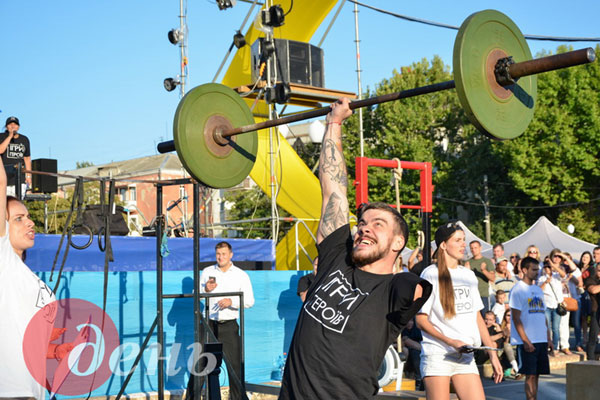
[399,242,600,384]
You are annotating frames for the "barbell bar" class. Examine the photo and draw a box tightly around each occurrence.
[158,47,595,155]
[157,10,596,189]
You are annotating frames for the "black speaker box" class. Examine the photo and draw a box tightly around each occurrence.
[251,38,324,87]
[82,205,129,236]
[32,158,58,193]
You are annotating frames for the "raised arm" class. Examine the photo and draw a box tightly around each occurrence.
[316,98,352,244]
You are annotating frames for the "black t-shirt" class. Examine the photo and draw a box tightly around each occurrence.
[0,132,30,185]
[296,272,315,296]
[584,268,600,312]
[279,225,432,400]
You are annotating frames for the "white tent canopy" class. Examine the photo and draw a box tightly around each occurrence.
[481,216,596,262]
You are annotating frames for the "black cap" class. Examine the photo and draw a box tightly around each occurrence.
[434,222,463,248]
[5,116,20,126]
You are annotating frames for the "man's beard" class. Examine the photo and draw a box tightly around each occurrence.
[351,245,388,267]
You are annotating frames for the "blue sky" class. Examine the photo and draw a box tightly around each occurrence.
[1,0,598,170]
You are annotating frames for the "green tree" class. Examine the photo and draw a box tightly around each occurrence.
[490,45,600,242]
[224,186,290,239]
[76,161,94,169]
[26,181,123,234]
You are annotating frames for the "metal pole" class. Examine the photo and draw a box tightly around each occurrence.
[178,0,186,97]
[156,185,165,400]
[265,1,278,244]
[353,2,364,157]
[240,292,246,396]
[193,183,201,395]
[44,198,48,233]
[16,162,22,199]
[317,0,346,48]
[483,175,491,243]
[506,47,595,83]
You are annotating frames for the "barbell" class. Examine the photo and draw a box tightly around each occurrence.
[157,9,596,189]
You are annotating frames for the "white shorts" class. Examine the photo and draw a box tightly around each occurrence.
[420,352,479,377]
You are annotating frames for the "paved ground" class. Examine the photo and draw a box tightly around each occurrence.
[482,369,566,400]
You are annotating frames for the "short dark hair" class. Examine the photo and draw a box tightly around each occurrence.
[6,195,24,218]
[484,310,496,318]
[215,241,232,251]
[493,243,504,250]
[593,246,600,253]
[495,289,506,298]
[470,240,481,246]
[520,256,539,271]
[357,202,408,251]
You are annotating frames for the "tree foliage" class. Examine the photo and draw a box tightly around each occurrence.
[340,45,600,246]
[26,181,124,234]
[224,186,291,240]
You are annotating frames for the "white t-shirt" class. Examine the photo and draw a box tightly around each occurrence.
[509,280,548,345]
[538,273,563,309]
[491,302,507,324]
[419,264,484,354]
[199,263,255,321]
[0,222,56,399]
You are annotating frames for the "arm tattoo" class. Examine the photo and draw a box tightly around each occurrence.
[320,138,348,185]
[319,192,349,238]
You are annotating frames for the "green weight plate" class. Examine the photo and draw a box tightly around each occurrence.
[453,10,537,140]
[173,83,257,188]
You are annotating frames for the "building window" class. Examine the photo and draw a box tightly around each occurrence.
[129,186,137,202]
[119,187,127,202]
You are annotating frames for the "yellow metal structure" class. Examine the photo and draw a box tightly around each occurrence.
[221,0,339,270]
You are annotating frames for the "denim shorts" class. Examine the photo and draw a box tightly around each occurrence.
[420,351,479,377]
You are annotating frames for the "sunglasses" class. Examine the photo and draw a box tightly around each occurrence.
[529,251,538,254]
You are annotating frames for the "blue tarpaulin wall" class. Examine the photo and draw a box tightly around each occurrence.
[28,234,275,271]
[28,235,304,397]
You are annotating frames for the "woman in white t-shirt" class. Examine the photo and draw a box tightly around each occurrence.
[537,263,563,355]
[0,156,66,399]
[416,223,503,400]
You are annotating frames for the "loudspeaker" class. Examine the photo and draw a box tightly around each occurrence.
[32,158,58,193]
[251,38,324,87]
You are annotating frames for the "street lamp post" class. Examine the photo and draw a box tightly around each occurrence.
[475,174,491,243]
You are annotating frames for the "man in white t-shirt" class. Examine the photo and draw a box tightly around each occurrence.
[510,257,553,400]
[198,241,254,400]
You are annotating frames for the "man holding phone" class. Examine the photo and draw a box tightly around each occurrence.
[199,241,254,400]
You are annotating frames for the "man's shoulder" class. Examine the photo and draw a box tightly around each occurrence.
[511,280,527,292]
[13,133,29,143]
[468,256,493,266]
[201,264,218,273]
[584,273,599,287]
[231,264,251,276]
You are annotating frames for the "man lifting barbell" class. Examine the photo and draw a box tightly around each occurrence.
[277,98,433,399]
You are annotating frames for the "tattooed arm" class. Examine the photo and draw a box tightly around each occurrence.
[317,98,352,244]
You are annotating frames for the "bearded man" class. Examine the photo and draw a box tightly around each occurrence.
[278,98,432,400]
